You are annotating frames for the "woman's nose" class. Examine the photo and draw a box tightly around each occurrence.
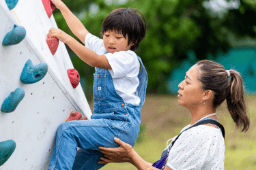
[178,81,184,89]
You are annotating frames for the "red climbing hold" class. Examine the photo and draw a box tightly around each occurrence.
[67,69,80,89]
[46,34,59,55]
[65,111,82,122]
[42,0,55,18]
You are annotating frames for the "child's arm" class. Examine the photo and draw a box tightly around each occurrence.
[51,0,88,44]
[48,28,111,69]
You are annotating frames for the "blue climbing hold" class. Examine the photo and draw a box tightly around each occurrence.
[2,25,26,46]
[5,0,19,10]
[1,88,25,113]
[0,140,16,166]
[20,59,48,84]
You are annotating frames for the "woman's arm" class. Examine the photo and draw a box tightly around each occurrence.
[98,138,172,170]
[51,0,89,43]
[48,28,111,69]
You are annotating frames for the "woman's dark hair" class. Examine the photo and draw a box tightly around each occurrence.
[101,8,146,51]
[196,60,250,132]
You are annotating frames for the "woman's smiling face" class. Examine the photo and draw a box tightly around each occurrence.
[177,65,206,109]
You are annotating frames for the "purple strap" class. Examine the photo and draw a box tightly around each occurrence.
[152,155,168,169]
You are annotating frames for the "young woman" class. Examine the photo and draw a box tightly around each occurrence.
[98,60,250,170]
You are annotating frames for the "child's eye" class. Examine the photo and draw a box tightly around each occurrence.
[116,37,122,39]
[105,34,109,37]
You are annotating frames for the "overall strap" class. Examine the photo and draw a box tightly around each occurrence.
[136,56,148,106]
[171,119,225,147]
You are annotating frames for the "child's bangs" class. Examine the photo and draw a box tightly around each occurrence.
[102,15,130,38]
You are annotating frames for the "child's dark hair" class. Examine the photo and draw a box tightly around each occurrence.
[101,8,146,51]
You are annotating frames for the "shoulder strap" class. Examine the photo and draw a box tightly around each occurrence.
[171,119,225,147]
[198,119,225,138]
[136,56,148,106]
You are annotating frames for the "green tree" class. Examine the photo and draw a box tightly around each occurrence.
[54,0,256,98]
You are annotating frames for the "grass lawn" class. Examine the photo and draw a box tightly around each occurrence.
[88,94,256,170]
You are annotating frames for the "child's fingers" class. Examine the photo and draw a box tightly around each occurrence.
[48,28,57,38]
[51,0,60,6]
[70,111,76,115]
[49,28,59,34]
[80,116,88,120]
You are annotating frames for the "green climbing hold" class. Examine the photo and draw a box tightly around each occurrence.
[2,25,26,46]
[5,0,19,10]
[1,88,25,113]
[0,140,16,166]
[20,59,48,84]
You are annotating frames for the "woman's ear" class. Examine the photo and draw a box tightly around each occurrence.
[202,90,213,101]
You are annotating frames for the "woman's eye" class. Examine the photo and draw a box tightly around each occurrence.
[116,37,122,39]
[185,81,189,84]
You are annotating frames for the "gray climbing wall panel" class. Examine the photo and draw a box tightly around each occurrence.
[0,0,92,169]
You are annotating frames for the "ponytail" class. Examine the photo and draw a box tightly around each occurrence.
[226,69,250,132]
[196,60,250,132]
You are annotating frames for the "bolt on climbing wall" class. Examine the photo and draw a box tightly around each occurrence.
[0,0,92,169]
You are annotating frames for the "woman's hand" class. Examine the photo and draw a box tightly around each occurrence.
[48,28,70,43]
[98,137,134,164]
[98,138,166,170]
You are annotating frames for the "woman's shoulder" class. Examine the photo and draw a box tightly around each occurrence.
[167,125,225,169]
[179,124,224,144]
[170,124,225,156]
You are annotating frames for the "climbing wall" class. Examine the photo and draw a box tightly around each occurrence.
[0,0,92,169]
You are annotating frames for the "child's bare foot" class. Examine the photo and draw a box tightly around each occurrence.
[65,111,82,122]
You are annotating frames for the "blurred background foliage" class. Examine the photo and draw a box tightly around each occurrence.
[53,0,256,99]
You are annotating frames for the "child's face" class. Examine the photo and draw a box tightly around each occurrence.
[103,30,133,54]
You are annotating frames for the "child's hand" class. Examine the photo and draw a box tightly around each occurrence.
[80,117,88,120]
[48,28,69,43]
[51,0,62,9]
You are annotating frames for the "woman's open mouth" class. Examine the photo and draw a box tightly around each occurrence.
[177,91,182,98]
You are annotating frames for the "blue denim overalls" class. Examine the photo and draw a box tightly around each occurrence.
[48,57,147,170]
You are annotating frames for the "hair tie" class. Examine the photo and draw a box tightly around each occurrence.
[226,70,231,77]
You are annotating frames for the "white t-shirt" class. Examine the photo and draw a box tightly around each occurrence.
[84,33,140,105]
[164,125,225,170]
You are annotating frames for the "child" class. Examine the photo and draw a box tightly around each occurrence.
[48,0,147,169]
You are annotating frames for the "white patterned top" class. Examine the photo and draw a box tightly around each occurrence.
[164,124,225,170]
